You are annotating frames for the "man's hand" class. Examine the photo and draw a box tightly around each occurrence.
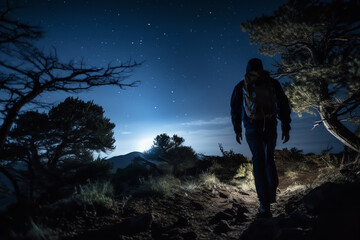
[236,133,243,144]
[282,131,290,143]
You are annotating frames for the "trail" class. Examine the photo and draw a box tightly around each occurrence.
[60,181,301,240]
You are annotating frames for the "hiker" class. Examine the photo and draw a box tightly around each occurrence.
[231,58,291,218]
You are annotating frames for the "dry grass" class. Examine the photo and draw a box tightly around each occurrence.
[72,180,116,212]
[135,175,181,198]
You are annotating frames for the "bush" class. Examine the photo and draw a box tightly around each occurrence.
[207,144,249,182]
[134,175,180,198]
[74,158,113,182]
[72,180,116,213]
[144,134,199,176]
[111,162,152,194]
[232,163,255,191]
[178,176,202,193]
[236,162,253,178]
[199,172,220,189]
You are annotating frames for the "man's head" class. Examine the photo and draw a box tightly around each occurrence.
[246,58,263,73]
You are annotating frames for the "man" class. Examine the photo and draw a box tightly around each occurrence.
[231,58,291,218]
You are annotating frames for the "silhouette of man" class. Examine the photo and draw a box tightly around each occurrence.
[231,58,291,218]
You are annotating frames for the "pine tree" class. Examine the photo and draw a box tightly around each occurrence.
[6,97,115,201]
[145,134,197,176]
[241,0,360,152]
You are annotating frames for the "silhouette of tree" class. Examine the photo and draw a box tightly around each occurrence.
[5,97,115,202]
[153,133,172,153]
[172,134,185,148]
[241,0,360,152]
[0,1,43,49]
[0,4,140,203]
[145,134,197,176]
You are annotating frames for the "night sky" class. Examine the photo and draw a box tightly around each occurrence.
[11,0,344,157]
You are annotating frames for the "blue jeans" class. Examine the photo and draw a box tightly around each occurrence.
[245,118,278,207]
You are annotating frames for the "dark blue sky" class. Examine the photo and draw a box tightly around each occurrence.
[12,0,344,157]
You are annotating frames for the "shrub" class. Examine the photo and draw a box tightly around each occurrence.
[179,177,200,192]
[111,162,151,194]
[208,144,249,182]
[230,162,255,191]
[134,175,180,198]
[74,158,113,182]
[144,134,199,176]
[199,172,220,189]
[72,180,116,213]
[209,161,222,173]
[236,162,253,178]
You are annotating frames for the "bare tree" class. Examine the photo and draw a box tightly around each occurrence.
[0,3,140,203]
[0,1,43,48]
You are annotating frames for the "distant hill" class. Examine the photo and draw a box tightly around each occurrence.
[107,151,146,172]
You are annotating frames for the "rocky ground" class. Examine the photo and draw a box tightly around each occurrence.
[57,182,257,240]
[47,153,360,240]
[2,150,360,240]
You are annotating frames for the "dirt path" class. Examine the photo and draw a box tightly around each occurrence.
[60,168,343,239]
[60,183,262,240]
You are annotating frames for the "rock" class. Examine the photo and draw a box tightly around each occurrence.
[219,192,229,198]
[174,216,189,228]
[190,201,204,210]
[214,220,233,234]
[240,211,313,240]
[120,213,153,234]
[151,221,181,239]
[303,182,358,215]
[303,182,360,240]
[240,217,289,240]
[274,227,309,240]
[151,221,170,239]
[182,231,197,240]
[167,228,181,239]
[288,210,315,228]
[234,205,249,223]
[233,203,249,213]
[240,181,360,240]
[235,211,247,223]
[209,211,234,224]
[223,208,235,216]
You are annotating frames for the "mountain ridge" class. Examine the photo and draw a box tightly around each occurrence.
[107,151,145,172]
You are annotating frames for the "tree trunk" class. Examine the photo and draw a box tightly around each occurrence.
[319,105,360,153]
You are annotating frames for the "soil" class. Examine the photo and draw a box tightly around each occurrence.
[3,150,359,240]
[54,159,345,240]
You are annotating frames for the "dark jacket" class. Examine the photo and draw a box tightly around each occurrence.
[231,72,291,135]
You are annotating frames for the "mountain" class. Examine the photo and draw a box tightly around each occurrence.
[107,151,146,172]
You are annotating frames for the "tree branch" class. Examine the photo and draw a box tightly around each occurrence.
[332,90,360,117]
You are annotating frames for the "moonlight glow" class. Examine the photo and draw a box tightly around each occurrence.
[137,137,154,152]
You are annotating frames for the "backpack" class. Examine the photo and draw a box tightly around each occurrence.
[243,71,277,120]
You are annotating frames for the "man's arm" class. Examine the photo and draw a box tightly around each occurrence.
[273,79,291,143]
[231,82,244,143]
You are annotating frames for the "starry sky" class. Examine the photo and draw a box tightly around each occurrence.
[11,0,344,157]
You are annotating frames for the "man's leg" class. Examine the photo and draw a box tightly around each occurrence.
[245,128,270,210]
[264,122,278,203]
